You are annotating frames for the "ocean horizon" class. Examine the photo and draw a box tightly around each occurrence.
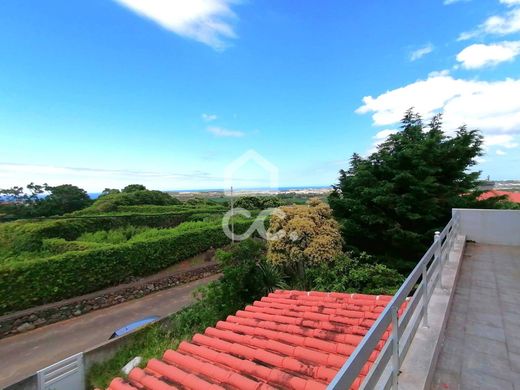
[87,185,332,199]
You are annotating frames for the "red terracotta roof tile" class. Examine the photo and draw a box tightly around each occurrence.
[479,190,520,203]
[107,290,406,390]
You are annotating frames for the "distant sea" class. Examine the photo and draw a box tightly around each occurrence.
[87,185,332,200]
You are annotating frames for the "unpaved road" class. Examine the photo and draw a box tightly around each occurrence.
[0,274,219,388]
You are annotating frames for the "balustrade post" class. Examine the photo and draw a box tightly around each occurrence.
[422,262,429,328]
[391,306,399,389]
[434,231,443,289]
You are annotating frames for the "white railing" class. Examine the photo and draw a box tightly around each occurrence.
[327,215,460,390]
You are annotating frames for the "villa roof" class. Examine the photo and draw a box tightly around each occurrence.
[479,190,520,203]
[107,290,404,390]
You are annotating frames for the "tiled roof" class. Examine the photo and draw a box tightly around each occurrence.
[479,190,520,203]
[107,290,406,390]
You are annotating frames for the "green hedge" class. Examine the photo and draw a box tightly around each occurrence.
[0,220,253,315]
[75,190,181,214]
[116,205,226,213]
[41,238,108,255]
[0,208,226,253]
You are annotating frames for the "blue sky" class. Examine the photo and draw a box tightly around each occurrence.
[0,0,519,191]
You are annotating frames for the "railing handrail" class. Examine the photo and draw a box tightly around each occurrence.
[327,215,459,389]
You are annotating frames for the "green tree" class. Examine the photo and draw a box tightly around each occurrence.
[329,110,483,273]
[122,184,147,193]
[36,184,92,216]
[99,188,120,198]
[82,189,181,213]
[1,182,90,220]
[234,195,282,210]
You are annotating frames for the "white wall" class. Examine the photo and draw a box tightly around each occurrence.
[453,208,520,246]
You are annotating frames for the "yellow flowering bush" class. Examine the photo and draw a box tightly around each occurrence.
[267,198,342,268]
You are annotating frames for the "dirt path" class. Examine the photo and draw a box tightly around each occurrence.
[0,274,220,388]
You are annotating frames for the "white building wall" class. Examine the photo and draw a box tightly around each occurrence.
[453,208,520,246]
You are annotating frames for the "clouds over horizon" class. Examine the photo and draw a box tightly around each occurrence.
[113,0,239,50]
[457,41,520,68]
[357,74,520,149]
[0,163,222,192]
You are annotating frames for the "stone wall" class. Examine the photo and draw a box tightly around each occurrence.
[0,263,219,338]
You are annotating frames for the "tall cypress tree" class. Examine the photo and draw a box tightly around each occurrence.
[329,109,483,273]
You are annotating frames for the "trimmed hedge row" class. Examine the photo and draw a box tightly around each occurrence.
[0,220,253,315]
[41,238,107,255]
[116,205,226,213]
[0,208,226,253]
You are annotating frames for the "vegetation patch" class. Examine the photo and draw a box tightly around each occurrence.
[87,239,282,389]
[0,207,227,254]
[0,219,254,315]
[87,238,402,389]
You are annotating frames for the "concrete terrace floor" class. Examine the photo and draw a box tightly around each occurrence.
[431,243,520,390]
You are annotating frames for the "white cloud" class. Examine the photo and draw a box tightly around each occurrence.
[410,44,434,61]
[485,134,519,148]
[457,41,520,68]
[0,163,220,192]
[496,149,507,155]
[356,74,520,148]
[444,0,470,5]
[113,0,238,50]
[500,0,520,6]
[207,126,245,137]
[202,113,218,122]
[365,129,399,155]
[428,69,450,77]
[373,129,400,141]
[459,8,520,40]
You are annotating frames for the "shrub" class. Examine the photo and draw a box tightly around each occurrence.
[41,238,107,255]
[115,205,226,214]
[209,239,287,315]
[0,208,225,253]
[122,184,147,193]
[234,195,282,210]
[0,219,254,314]
[306,253,404,295]
[87,239,279,389]
[76,226,148,244]
[78,189,181,214]
[267,198,342,286]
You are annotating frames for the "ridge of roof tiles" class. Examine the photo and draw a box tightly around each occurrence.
[107,290,407,390]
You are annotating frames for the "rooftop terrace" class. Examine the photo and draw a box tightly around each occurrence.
[432,243,520,390]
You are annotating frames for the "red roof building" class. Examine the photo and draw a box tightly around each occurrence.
[107,290,406,390]
[478,190,520,203]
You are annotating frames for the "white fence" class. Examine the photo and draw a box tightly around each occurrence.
[327,215,460,389]
[36,353,84,390]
